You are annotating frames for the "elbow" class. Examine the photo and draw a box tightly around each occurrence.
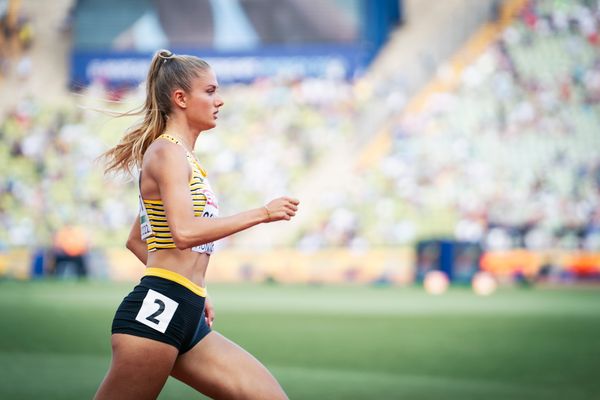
[174,240,190,251]
[172,229,193,250]
[126,236,144,254]
[125,237,136,252]
[172,227,211,250]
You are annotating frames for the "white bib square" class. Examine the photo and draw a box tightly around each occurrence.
[135,289,179,333]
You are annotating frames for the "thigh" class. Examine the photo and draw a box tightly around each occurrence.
[94,333,179,400]
[171,331,288,400]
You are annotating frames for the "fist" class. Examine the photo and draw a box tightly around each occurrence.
[264,197,300,222]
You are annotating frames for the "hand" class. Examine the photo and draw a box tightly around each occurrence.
[205,295,215,328]
[264,197,300,222]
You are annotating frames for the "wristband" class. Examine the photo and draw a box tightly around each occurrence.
[263,205,271,221]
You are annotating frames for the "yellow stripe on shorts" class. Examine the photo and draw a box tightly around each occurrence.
[144,267,207,297]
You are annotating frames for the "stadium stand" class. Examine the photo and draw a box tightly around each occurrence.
[296,0,600,257]
[0,0,33,81]
[0,73,359,250]
[1,0,599,282]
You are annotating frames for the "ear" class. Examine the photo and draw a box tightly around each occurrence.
[172,88,187,109]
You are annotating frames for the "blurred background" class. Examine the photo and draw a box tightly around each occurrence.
[1,0,599,399]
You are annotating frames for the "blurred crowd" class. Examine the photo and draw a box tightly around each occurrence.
[296,0,600,252]
[1,0,599,254]
[0,2,33,81]
[194,77,357,224]
[0,95,133,249]
[0,73,360,250]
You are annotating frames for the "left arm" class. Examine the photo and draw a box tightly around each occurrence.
[126,215,148,265]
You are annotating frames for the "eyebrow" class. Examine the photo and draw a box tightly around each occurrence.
[205,84,218,89]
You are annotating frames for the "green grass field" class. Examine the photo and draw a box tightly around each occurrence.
[0,280,599,399]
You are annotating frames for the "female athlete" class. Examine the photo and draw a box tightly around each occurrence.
[94,49,298,400]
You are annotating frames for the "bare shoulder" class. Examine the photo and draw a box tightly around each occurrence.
[143,137,190,180]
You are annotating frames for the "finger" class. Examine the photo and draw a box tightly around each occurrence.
[284,202,298,210]
[285,197,300,205]
[283,206,297,214]
[205,306,214,327]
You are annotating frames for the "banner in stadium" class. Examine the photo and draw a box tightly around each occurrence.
[71,45,367,87]
[70,0,402,86]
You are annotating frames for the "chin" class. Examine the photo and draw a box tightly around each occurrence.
[202,122,217,131]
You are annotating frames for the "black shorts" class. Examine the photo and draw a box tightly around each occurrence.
[111,268,211,353]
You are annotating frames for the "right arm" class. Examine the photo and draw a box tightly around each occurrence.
[146,143,299,250]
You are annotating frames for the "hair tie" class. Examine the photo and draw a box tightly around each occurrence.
[158,49,175,64]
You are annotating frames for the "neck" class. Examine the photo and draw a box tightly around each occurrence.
[164,118,199,153]
[168,133,195,153]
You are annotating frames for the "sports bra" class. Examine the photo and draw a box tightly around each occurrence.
[138,134,219,254]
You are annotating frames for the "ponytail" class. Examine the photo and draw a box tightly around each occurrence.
[102,49,210,175]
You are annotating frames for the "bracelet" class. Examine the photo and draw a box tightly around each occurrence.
[263,205,271,221]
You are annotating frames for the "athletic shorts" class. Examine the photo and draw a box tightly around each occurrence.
[111,267,211,353]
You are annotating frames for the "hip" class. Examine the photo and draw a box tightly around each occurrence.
[146,249,210,288]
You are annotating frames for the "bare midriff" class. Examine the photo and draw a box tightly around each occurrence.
[146,248,210,288]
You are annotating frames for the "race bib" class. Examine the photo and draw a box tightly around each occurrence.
[135,289,179,333]
[139,195,153,240]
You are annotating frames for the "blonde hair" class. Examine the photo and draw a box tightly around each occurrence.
[102,49,210,175]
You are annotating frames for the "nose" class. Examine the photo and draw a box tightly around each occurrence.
[215,94,224,107]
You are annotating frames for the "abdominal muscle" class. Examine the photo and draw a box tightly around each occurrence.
[146,248,210,288]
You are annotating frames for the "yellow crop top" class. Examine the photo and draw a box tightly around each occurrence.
[138,134,219,254]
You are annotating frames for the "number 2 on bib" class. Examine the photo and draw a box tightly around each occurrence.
[135,289,179,333]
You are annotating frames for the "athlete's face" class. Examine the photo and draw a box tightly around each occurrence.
[185,68,224,131]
